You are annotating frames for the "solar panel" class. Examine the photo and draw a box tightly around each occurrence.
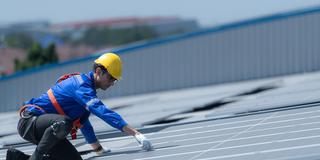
[1,73,320,160]
[76,104,320,160]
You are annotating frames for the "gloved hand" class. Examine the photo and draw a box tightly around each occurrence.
[134,133,153,151]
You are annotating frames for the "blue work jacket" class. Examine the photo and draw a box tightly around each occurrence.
[24,71,128,144]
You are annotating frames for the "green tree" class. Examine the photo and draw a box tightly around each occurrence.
[14,58,23,72]
[27,43,43,66]
[14,43,59,72]
[44,43,58,63]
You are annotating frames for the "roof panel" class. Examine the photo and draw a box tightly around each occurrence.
[1,72,320,160]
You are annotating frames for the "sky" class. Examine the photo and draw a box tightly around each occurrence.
[1,0,320,27]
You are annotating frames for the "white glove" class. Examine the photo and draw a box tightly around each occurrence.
[134,133,153,151]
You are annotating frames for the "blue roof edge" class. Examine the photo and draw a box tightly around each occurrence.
[1,5,320,82]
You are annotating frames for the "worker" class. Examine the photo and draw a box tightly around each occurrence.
[6,53,153,160]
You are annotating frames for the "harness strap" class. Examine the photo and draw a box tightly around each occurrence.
[47,89,66,115]
[56,72,80,83]
[19,104,45,118]
[47,88,82,139]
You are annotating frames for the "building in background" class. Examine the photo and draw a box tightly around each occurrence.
[0,6,320,112]
[0,21,62,47]
[51,17,200,40]
[0,16,200,47]
[0,16,200,75]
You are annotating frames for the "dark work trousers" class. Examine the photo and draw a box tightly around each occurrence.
[18,113,83,160]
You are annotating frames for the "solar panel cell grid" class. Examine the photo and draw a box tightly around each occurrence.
[1,73,320,160]
[75,105,320,160]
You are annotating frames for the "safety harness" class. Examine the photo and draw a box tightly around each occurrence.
[19,104,45,118]
[19,72,84,140]
[47,88,82,140]
[48,72,83,139]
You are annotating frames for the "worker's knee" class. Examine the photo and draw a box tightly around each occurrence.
[50,117,72,139]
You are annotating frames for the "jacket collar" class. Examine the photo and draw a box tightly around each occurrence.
[87,71,96,91]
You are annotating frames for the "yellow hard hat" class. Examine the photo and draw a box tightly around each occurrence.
[94,53,122,80]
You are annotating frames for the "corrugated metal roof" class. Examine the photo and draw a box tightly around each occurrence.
[1,71,320,159]
[1,5,320,82]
